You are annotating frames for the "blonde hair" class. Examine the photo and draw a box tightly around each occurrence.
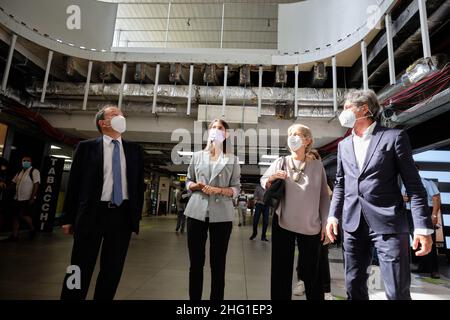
[287,124,314,153]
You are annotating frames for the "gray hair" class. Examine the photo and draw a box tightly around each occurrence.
[344,89,380,119]
[287,123,313,153]
[94,104,117,133]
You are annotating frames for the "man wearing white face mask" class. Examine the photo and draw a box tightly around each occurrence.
[326,89,432,300]
[60,105,144,300]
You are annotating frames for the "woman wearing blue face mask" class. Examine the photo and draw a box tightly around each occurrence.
[5,156,41,241]
[184,119,241,300]
[261,124,330,300]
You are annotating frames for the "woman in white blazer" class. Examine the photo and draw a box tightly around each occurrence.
[184,119,241,300]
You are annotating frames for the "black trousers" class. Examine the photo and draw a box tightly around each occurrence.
[251,203,269,240]
[187,217,232,301]
[343,216,411,300]
[176,209,186,232]
[271,214,323,300]
[60,202,132,300]
[297,243,331,293]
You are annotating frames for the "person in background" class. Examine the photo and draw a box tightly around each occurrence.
[402,165,441,279]
[261,124,330,300]
[237,190,248,227]
[327,89,432,300]
[60,105,144,300]
[175,182,189,233]
[0,158,13,234]
[3,156,40,241]
[249,184,269,241]
[247,196,255,217]
[184,118,241,300]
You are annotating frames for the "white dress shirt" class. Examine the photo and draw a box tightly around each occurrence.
[352,121,377,172]
[12,167,41,201]
[101,135,129,201]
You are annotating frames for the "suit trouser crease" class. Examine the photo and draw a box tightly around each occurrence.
[343,215,411,300]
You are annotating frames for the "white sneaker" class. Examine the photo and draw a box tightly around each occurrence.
[293,280,305,296]
[324,292,334,300]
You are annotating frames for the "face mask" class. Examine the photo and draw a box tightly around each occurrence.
[110,115,126,134]
[338,108,373,128]
[22,161,31,169]
[209,128,225,143]
[287,135,303,152]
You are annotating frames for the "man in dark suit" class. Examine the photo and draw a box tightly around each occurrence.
[60,105,144,300]
[326,89,433,300]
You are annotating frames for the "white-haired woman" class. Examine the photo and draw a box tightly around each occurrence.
[261,124,330,300]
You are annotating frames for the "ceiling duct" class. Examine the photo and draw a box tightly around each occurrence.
[275,65,287,86]
[169,63,184,83]
[26,82,348,108]
[310,61,328,87]
[239,65,251,86]
[203,64,218,84]
[198,105,258,124]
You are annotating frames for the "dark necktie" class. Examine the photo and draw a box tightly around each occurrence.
[111,140,123,206]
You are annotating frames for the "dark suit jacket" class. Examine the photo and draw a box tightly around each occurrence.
[329,124,432,234]
[61,137,144,234]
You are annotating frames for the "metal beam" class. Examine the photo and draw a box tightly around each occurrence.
[361,40,368,90]
[187,64,194,115]
[222,64,228,117]
[152,63,160,113]
[82,61,93,111]
[1,33,17,92]
[220,2,225,49]
[332,55,338,113]
[100,62,122,82]
[135,63,154,83]
[65,56,89,79]
[164,1,172,48]
[385,13,396,85]
[118,63,127,110]
[40,50,53,103]
[294,64,299,117]
[258,65,262,118]
[418,0,431,58]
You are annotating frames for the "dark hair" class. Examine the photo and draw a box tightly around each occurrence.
[208,118,231,154]
[95,104,117,133]
[22,156,32,162]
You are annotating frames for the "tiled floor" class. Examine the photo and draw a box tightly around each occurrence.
[0,213,449,300]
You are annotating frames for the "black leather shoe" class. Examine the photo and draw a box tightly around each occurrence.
[261,238,269,242]
[249,234,256,240]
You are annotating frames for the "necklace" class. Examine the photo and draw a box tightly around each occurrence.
[290,156,306,182]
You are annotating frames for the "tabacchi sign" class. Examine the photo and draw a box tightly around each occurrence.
[37,157,64,232]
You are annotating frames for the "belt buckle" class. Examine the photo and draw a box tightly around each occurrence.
[107,202,117,209]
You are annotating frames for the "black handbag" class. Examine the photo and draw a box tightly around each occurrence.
[263,156,286,209]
